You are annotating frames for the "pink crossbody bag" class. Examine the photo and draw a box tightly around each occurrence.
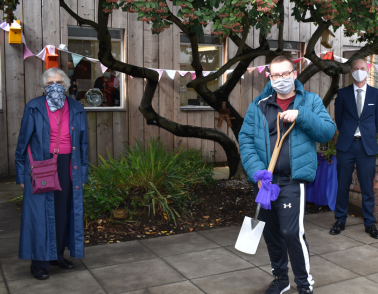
[28,109,62,194]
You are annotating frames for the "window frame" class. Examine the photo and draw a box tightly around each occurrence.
[67,26,125,112]
[179,34,225,111]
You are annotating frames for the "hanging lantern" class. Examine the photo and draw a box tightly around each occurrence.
[9,20,22,44]
[46,48,59,69]
[321,29,336,49]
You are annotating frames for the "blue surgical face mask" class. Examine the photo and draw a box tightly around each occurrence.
[68,70,74,77]
[104,72,111,79]
[271,77,294,95]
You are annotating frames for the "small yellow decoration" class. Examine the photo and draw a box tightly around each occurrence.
[9,20,22,44]
[321,29,336,49]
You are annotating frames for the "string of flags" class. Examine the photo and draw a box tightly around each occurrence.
[1,20,377,81]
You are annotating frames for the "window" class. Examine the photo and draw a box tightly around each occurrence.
[266,40,304,73]
[67,26,124,110]
[180,34,224,109]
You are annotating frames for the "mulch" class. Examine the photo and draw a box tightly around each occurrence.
[84,179,333,246]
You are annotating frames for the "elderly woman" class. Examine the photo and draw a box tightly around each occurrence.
[15,68,88,280]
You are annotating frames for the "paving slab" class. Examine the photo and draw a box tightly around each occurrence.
[304,221,325,233]
[365,272,378,284]
[314,277,378,294]
[0,237,19,258]
[163,247,253,279]
[225,240,270,266]
[191,267,274,294]
[140,232,219,257]
[124,281,204,294]
[0,283,8,294]
[90,258,186,294]
[305,211,363,229]
[0,255,86,281]
[340,224,378,245]
[260,256,359,289]
[321,245,378,276]
[0,220,21,239]
[197,226,240,247]
[6,270,106,294]
[81,240,157,269]
[305,230,363,254]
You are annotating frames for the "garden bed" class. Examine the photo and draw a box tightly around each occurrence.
[84,179,332,246]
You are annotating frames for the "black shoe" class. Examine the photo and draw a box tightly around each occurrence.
[30,265,49,280]
[329,221,345,235]
[49,259,75,269]
[265,276,290,294]
[365,224,378,239]
[298,288,313,294]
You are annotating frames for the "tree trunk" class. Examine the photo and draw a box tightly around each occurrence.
[232,160,248,180]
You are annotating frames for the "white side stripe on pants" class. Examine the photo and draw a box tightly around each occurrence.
[299,183,315,290]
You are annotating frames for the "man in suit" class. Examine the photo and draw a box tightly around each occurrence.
[330,59,378,238]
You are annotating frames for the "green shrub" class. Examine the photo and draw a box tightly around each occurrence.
[84,136,214,223]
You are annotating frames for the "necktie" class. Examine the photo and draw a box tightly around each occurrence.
[356,89,363,134]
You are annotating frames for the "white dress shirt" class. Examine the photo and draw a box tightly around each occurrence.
[354,83,367,136]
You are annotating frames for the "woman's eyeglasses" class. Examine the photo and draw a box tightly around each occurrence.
[46,81,64,86]
[269,70,295,80]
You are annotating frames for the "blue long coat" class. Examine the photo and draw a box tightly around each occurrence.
[15,96,88,260]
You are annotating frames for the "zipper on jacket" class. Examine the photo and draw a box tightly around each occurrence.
[263,116,269,166]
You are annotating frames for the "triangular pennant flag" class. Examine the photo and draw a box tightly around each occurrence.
[72,53,84,67]
[226,69,233,74]
[265,71,270,77]
[166,70,176,79]
[58,44,69,51]
[368,63,372,69]
[23,45,34,60]
[100,63,108,73]
[0,21,9,31]
[130,76,133,79]
[203,71,211,77]
[305,58,311,66]
[36,46,48,61]
[156,70,164,81]
[85,57,98,63]
[258,66,265,73]
[241,75,244,79]
[293,58,302,65]
[46,45,56,55]
[178,71,187,76]
[191,72,196,80]
[247,67,256,73]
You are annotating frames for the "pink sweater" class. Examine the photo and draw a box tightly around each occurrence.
[45,100,72,154]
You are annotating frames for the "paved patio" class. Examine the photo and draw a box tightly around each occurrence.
[1,181,378,293]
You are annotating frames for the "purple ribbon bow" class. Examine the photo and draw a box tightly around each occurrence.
[253,170,281,210]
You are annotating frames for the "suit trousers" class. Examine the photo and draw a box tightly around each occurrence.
[32,153,73,269]
[258,182,314,291]
[335,140,376,227]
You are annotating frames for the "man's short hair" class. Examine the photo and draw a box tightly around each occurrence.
[270,55,295,71]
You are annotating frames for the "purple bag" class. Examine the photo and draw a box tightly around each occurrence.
[28,110,62,194]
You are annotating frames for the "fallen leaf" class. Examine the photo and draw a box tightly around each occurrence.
[203,216,210,219]
[97,219,103,224]
[145,232,150,234]
[85,240,89,243]
[161,231,167,234]
[190,228,193,232]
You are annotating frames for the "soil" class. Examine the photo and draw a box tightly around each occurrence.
[84,179,336,247]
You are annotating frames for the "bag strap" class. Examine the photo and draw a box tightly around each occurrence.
[28,107,64,163]
[53,109,63,157]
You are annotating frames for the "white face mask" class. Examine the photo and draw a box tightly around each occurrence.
[352,70,368,82]
[271,77,294,95]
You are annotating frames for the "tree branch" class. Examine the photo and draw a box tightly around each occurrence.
[297,63,321,85]
[323,74,340,108]
[277,0,284,52]
[235,13,250,57]
[59,0,98,29]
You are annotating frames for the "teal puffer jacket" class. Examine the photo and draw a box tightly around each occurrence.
[239,79,337,183]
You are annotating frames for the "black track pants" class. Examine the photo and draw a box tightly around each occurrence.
[258,182,314,291]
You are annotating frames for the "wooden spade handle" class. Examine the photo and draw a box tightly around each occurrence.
[267,113,295,173]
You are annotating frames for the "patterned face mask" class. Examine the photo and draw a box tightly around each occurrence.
[45,84,66,112]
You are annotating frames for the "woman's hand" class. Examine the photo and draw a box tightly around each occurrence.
[20,183,24,189]
[257,180,262,189]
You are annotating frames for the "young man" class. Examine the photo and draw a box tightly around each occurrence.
[239,55,336,294]
[330,59,378,238]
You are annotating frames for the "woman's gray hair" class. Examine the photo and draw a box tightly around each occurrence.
[41,68,71,91]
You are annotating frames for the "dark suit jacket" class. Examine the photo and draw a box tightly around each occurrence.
[335,84,378,155]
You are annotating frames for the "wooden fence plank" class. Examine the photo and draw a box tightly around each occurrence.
[288,1,299,42]
[128,13,144,146]
[0,11,9,176]
[111,10,128,158]
[60,0,77,76]
[201,111,215,161]
[86,112,97,165]
[144,22,159,142]
[187,111,202,152]
[24,0,43,102]
[42,0,61,49]
[5,1,24,175]
[79,0,95,21]
[97,112,113,160]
